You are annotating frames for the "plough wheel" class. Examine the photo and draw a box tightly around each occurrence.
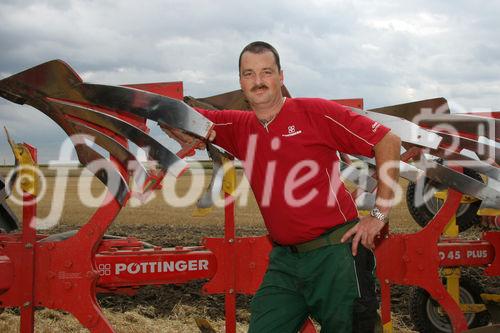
[406,168,482,232]
[409,274,490,332]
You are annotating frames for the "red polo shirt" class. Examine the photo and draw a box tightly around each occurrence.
[197,97,390,245]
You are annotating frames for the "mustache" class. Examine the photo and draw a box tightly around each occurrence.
[251,84,268,92]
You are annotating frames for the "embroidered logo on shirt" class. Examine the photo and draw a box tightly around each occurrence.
[282,125,303,137]
[371,122,381,133]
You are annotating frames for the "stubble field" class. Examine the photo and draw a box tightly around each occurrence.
[0,166,479,332]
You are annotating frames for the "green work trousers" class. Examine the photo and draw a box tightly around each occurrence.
[248,242,378,333]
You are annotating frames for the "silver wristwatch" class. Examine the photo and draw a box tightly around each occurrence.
[370,207,389,224]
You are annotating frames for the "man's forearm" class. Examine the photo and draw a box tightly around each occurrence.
[373,132,401,215]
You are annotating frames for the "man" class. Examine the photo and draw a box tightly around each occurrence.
[167,41,401,332]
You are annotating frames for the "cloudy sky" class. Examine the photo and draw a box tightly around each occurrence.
[0,0,499,163]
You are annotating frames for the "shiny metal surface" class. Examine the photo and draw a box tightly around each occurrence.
[66,133,130,205]
[417,158,500,209]
[5,101,129,205]
[349,107,442,149]
[429,129,500,165]
[419,114,499,142]
[51,99,188,177]
[339,161,378,192]
[0,60,142,204]
[196,144,229,209]
[368,97,450,121]
[358,153,500,208]
[80,83,213,139]
[68,121,149,185]
[430,147,500,181]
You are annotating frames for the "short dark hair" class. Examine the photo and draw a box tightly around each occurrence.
[238,41,281,73]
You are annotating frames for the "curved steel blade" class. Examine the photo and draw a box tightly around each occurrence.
[357,153,500,208]
[68,121,149,186]
[427,147,500,181]
[368,97,450,121]
[50,99,187,177]
[431,129,500,164]
[196,144,227,209]
[0,59,84,104]
[416,158,500,209]
[349,107,442,149]
[0,60,131,204]
[79,83,213,138]
[68,133,130,205]
[339,161,378,192]
[419,114,499,143]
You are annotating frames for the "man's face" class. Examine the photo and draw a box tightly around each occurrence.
[239,51,283,109]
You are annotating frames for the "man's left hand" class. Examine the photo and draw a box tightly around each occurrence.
[340,216,385,256]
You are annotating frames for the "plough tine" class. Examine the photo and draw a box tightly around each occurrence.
[80,83,213,139]
[50,99,187,177]
[0,60,84,103]
[196,144,230,209]
[431,129,500,165]
[368,97,450,120]
[354,154,500,209]
[67,121,149,188]
[349,107,443,149]
[419,158,500,209]
[0,62,131,204]
[339,161,378,192]
[423,146,500,181]
[68,134,130,205]
[419,113,500,143]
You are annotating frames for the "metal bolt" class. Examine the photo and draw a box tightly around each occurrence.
[228,288,234,294]
[86,271,98,279]
[384,279,390,284]
[23,301,31,307]
[24,243,33,249]
[228,238,234,244]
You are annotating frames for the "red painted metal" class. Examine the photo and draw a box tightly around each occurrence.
[438,239,494,267]
[375,189,469,332]
[95,247,215,289]
[20,194,36,332]
[332,98,364,109]
[484,232,500,276]
[203,236,272,295]
[124,82,184,100]
[2,86,499,333]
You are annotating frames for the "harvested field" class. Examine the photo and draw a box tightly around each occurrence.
[0,166,496,332]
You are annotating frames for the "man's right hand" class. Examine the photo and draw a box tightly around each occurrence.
[161,126,216,152]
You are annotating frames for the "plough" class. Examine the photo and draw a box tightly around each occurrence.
[0,60,499,332]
